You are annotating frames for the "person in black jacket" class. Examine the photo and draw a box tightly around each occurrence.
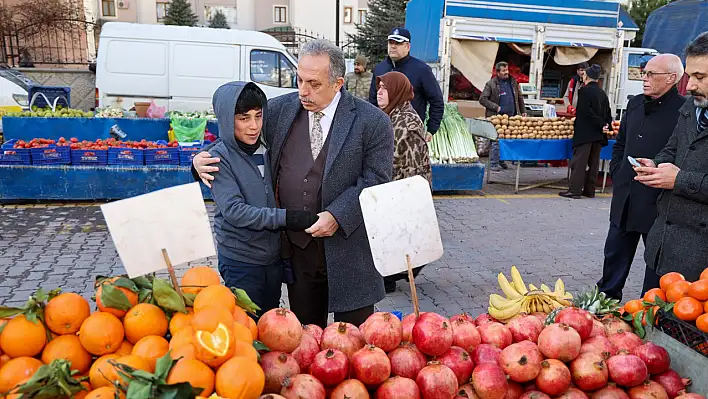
[369,28,445,139]
[560,64,613,199]
[597,54,685,300]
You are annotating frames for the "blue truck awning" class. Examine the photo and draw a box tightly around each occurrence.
[619,7,639,31]
[643,0,708,58]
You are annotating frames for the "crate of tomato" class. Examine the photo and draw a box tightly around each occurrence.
[145,140,180,165]
[179,140,211,166]
[68,138,109,166]
[22,138,71,165]
[0,139,32,165]
[107,140,149,165]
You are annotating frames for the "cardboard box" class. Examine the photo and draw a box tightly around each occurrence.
[454,100,487,119]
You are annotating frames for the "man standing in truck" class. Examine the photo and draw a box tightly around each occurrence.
[564,62,589,109]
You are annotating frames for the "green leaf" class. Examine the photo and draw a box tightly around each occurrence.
[138,289,153,304]
[646,306,656,328]
[154,351,177,382]
[0,306,24,319]
[633,311,646,339]
[153,279,187,314]
[155,382,203,399]
[33,288,50,302]
[182,293,196,307]
[126,379,153,399]
[231,287,261,315]
[253,340,270,352]
[133,276,153,290]
[101,284,134,311]
[113,277,139,293]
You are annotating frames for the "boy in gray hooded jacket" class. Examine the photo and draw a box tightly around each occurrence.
[208,81,316,318]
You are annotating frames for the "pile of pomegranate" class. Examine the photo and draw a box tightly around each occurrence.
[255,308,703,399]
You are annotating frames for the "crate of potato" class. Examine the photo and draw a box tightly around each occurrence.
[489,114,575,140]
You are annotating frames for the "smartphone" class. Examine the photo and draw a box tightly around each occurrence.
[627,156,642,168]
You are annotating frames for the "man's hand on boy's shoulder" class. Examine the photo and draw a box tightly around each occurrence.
[193,152,221,188]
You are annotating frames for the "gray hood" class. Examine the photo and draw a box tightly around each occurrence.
[212,81,266,149]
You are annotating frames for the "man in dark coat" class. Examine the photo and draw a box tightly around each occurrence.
[635,32,708,286]
[192,40,395,328]
[597,54,686,300]
[560,64,612,199]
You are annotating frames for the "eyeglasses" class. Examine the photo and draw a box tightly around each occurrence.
[640,71,675,78]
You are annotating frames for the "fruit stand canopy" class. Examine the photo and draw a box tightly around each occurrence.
[643,0,708,61]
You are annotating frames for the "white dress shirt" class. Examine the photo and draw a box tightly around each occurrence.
[308,91,342,142]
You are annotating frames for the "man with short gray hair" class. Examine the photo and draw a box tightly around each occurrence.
[192,39,395,327]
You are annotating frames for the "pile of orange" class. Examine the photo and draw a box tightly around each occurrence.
[624,267,708,333]
[0,266,265,399]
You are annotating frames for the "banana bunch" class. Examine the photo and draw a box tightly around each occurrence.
[488,266,574,322]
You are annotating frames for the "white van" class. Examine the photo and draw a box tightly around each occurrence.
[95,22,299,112]
[617,47,660,112]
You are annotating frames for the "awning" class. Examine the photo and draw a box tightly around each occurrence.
[451,39,499,92]
[554,47,599,66]
[618,7,639,31]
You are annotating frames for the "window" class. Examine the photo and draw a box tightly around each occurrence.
[274,6,287,23]
[358,10,367,24]
[343,7,353,24]
[250,50,296,88]
[156,1,168,22]
[102,0,116,17]
[627,53,655,81]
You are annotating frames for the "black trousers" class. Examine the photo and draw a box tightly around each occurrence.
[286,239,374,328]
[597,223,647,301]
[569,142,602,195]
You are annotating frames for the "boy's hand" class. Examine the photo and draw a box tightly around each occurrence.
[193,152,220,188]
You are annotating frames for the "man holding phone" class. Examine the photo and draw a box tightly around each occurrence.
[634,33,708,286]
[597,54,685,300]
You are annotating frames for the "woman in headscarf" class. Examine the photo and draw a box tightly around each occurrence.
[376,71,432,185]
[377,71,432,293]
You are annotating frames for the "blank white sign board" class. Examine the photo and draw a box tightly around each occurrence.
[359,175,444,277]
[101,182,216,278]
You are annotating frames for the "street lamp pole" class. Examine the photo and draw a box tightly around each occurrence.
[335,0,340,46]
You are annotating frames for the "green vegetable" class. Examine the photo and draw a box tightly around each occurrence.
[427,103,479,164]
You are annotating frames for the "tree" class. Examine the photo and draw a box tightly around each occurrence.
[348,0,407,63]
[627,0,672,45]
[209,9,230,29]
[164,0,198,27]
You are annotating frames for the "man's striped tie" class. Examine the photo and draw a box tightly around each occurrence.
[699,108,708,135]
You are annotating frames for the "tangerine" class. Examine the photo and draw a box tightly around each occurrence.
[181,266,221,295]
[192,306,234,333]
[0,314,47,358]
[79,312,125,356]
[115,340,134,355]
[166,359,215,396]
[660,272,685,292]
[231,322,254,344]
[688,279,708,301]
[0,357,43,392]
[673,297,704,321]
[247,317,258,340]
[88,354,120,389]
[169,327,194,351]
[170,343,197,361]
[84,387,126,399]
[696,313,708,333]
[109,354,153,383]
[643,288,667,303]
[132,335,169,370]
[215,356,264,399]
[666,280,691,303]
[96,278,138,318]
[0,354,11,369]
[169,309,194,335]
[231,340,258,362]
[123,303,168,344]
[41,334,93,374]
[705,299,708,314]
[624,299,645,314]
[193,285,235,314]
[45,292,91,335]
[701,268,708,281]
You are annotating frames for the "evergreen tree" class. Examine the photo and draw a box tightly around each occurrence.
[209,9,230,29]
[348,0,407,63]
[163,0,198,27]
[627,0,672,45]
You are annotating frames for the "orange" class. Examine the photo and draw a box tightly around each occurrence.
[673,297,704,321]
[75,381,91,399]
[84,387,126,399]
[660,272,685,292]
[701,268,708,281]
[705,299,708,314]
[632,306,660,326]
[96,277,139,318]
[170,344,197,361]
[88,354,120,389]
[215,357,264,398]
[0,314,47,358]
[192,306,235,333]
[0,356,43,392]
[193,285,236,314]
[181,266,221,295]
[109,354,154,383]
[169,327,194,351]
[166,359,215,396]
[45,293,91,335]
[132,335,169,370]
[115,340,134,355]
[231,322,254,344]
[232,308,258,340]
[123,303,168,344]
[232,340,258,362]
[41,334,93,374]
[0,354,11,369]
[247,317,258,340]
[666,280,691,303]
[696,313,708,333]
[194,322,235,368]
[643,288,667,303]
[79,312,125,356]
[624,299,645,314]
[169,309,194,335]
[688,279,708,301]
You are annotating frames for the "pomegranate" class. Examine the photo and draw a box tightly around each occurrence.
[593,386,631,399]
[603,317,633,335]
[478,322,513,349]
[402,312,425,342]
[519,392,551,399]
[471,343,502,365]
[507,314,544,344]
[580,335,617,358]
[375,376,420,399]
[280,374,326,399]
[607,353,649,387]
[330,379,370,399]
[310,349,349,387]
[535,359,571,396]
[450,312,476,324]
[633,342,670,375]
[351,345,391,387]
[259,395,287,399]
[675,395,706,399]
[475,313,498,326]
[451,318,482,352]
[652,369,691,399]
[457,383,479,399]
[609,332,643,354]
[590,319,608,338]
[530,312,547,323]
[627,380,669,399]
[416,362,458,399]
[291,333,320,372]
[322,322,366,360]
[303,324,324,345]
[412,313,454,357]
[537,323,581,362]
[555,308,594,341]
[258,308,303,353]
[388,341,427,380]
[260,351,301,394]
[471,363,508,399]
[569,352,609,391]
[500,341,543,383]
[361,312,403,353]
[554,387,589,399]
[437,346,475,385]
[506,381,525,399]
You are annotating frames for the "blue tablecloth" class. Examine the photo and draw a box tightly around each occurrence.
[499,139,616,161]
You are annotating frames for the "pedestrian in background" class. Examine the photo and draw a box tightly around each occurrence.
[345,54,373,100]
[564,62,589,109]
[597,54,685,300]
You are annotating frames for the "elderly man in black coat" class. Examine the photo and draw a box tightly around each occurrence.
[560,64,613,199]
[597,54,685,300]
[635,33,708,287]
